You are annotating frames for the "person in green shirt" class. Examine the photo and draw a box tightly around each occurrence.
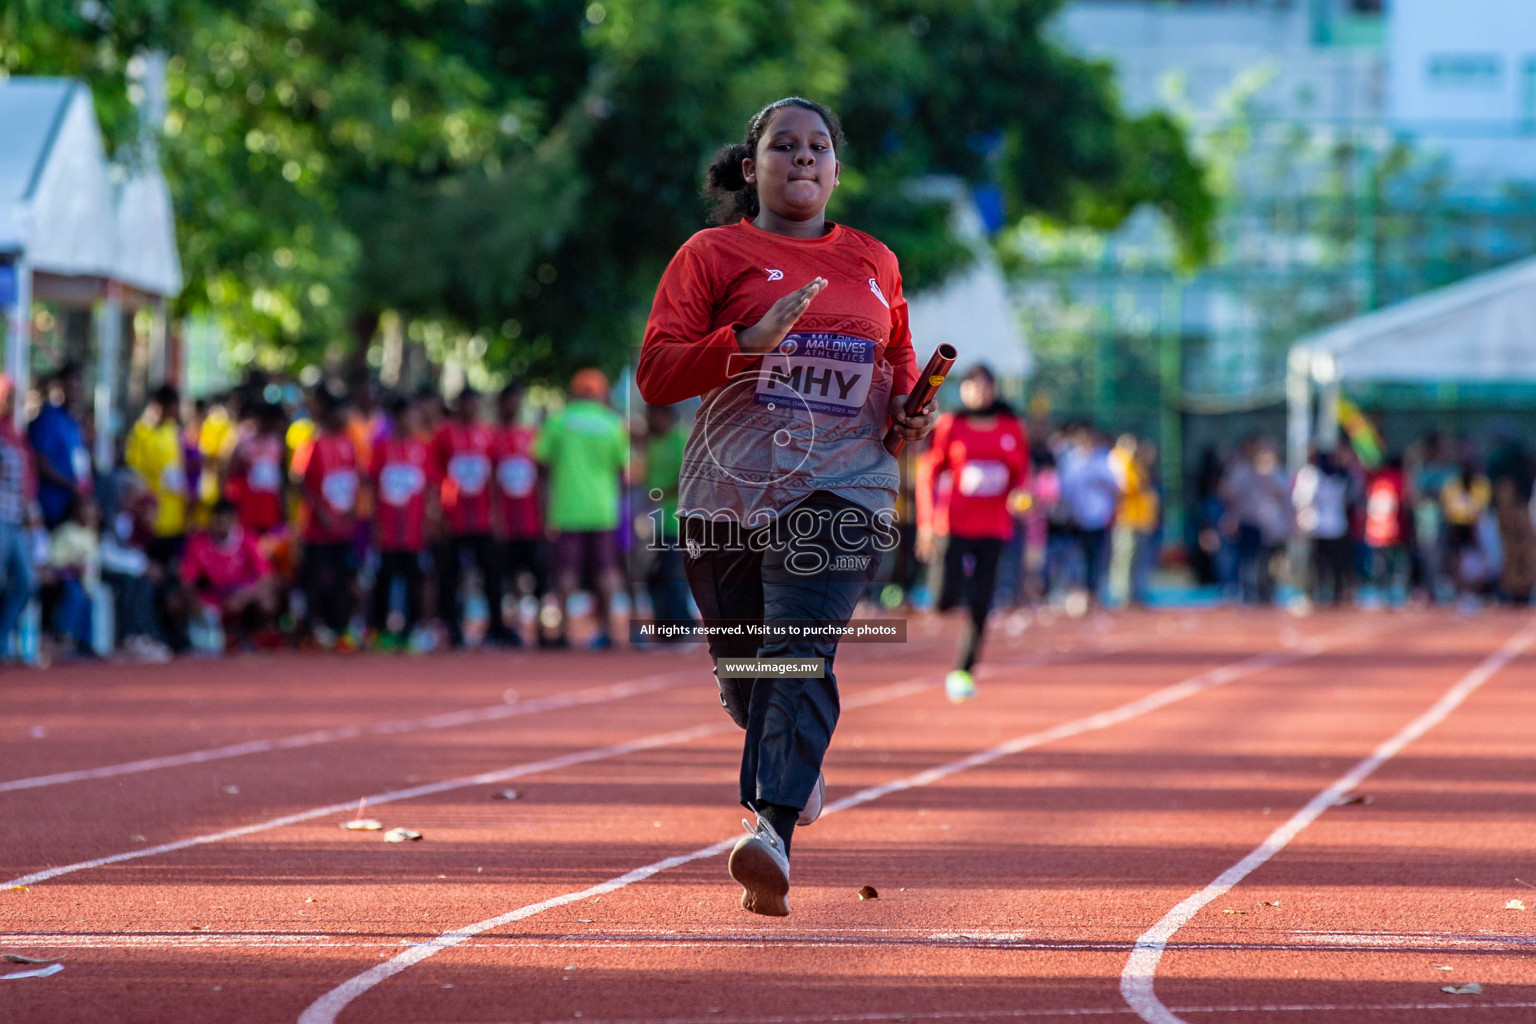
[533,369,628,649]
[641,403,695,638]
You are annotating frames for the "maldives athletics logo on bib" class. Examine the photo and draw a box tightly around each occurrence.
[754,332,875,418]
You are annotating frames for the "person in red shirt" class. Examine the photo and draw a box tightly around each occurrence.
[299,387,360,648]
[916,365,1029,703]
[638,98,936,917]
[224,401,288,537]
[180,499,279,645]
[492,383,551,646]
[434,386,517,648]
[1364,455,1412,605]
[369,396,434,646]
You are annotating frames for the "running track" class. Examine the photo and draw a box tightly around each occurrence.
[3,608,1535,1024]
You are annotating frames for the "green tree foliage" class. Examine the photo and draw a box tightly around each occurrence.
[6,0,1211,384]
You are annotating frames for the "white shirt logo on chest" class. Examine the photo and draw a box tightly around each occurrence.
[765,268,784,282]
[868,278,889,308]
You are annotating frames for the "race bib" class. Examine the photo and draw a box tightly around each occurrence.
[379,463,425,507]
[321,470,358,512]
[248,458,282,493]
[958,460,1010,498]
[497,455,536,498]
[448,453,490,495]
[755,332,875,418]
[71,446,91,483]
[161,464,187,495]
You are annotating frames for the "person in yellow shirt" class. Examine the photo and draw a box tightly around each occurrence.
[125,385,190,553]
[1441,461,1491,603]
[124,384,192,652]
[1109,434,1161,608]
[193,390,240,527]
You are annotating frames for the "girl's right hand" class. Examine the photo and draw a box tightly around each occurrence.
[735,277,827,355]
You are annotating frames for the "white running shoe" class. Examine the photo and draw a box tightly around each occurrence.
[945,669,977,703]
[797,771,825,827]
[729,815,790,917]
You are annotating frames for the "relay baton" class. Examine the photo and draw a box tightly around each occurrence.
[883,343,957,456]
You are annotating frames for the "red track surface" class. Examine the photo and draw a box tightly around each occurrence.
[3,608,1535,1024]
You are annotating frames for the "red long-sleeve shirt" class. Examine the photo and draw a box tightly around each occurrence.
[637,219,917,405]
[917,411,1029,540]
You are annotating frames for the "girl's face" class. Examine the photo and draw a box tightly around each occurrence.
[744,106,840,222]
[960,375,995,411]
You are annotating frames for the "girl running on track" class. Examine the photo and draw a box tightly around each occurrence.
[916,364,1030,702]
[638,97,936,917]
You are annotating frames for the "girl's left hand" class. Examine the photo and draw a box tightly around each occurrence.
[887,392,938,442]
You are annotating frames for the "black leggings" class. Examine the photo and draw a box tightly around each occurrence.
[371,550,424,634]
[303,541,354,634]
[683,493,882,814]
[437,533,508,644]
[933,535,1004,673]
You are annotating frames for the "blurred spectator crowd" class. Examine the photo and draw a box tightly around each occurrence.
[1196,432,1534,613]
[1,356,1529,669]
[0,363,655,666]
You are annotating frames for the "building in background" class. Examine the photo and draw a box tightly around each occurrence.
[1022,0,1536,538]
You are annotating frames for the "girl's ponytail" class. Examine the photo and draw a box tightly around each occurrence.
[704,143,758,224]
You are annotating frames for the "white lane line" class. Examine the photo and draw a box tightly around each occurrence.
[1,676,945,890]
[1,627,1169,889]
[395,1004,1536,1024]
[298,633,1350,1024]
[0,620,1103,795]
[13,925,1534,957]
[0,673,694,794]
[1120,620,1536,1024]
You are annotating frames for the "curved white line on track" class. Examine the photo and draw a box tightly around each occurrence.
[0,673,697,793]
[298,634,1349,1024]
[1119,619,1536,1024]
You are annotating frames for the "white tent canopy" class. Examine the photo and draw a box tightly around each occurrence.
[905,182,1033,384]
[1,75,182,446]
[0,77,181,295]
[907,259,1033,382]
[1285,254,1536,467]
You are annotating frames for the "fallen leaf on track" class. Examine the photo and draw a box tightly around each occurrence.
[7,887,26,893]
[1335,794,1373,806]
[1442,983,1482,995]
[1,963,64,981]
[341,819,383,831]
[219,785,240,795]
[1260,901,1281,907]
[383,827,422,842]
[1435,964,1454,971]
[857,885,879,900]
[492,789,520,800]
[1,955,63,965]
[1504,898,1526,911]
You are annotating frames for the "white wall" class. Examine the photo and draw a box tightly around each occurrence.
[1056,1,1382,124]
[1388,0,1536,179]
